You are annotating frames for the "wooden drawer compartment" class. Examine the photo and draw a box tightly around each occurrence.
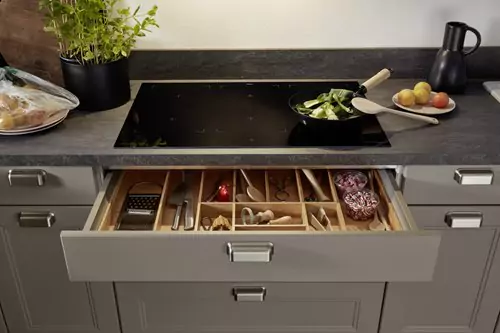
[61,168,441,282]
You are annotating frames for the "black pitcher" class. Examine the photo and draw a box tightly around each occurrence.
[428,21,481,94]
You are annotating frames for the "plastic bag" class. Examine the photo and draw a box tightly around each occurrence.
[0,67,79,131]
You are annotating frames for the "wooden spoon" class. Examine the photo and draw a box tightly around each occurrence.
[240,170,266,202]
[352,98,439,125]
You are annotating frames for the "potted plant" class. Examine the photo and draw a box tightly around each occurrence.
[39,0,158,111]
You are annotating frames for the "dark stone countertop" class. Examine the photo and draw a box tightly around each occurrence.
[0,79,499,167]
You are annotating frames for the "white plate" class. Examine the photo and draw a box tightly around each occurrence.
[0,114,67,136]
[0,111,68,135]
[392,92,456,115]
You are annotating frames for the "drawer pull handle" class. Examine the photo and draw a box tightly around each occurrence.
[445,212,483,228]
[454,169,493,185]
[8,169,47,187]
[19,212,55,228]
[227,242,273,262]
[233,287,266,302]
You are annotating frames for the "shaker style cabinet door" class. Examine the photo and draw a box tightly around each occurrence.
[115,282,384,333]
[380,206,500,333]
[0,206,120,333]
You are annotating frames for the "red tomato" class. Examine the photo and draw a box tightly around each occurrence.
[216,184,231,202]
[432,92,450,109]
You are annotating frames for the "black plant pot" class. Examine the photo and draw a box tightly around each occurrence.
[60,57,131,111]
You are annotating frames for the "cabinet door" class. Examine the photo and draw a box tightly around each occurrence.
[116,282,384,333]
[380,206,500,333]
[0,206,119,333]
[0,308,7,333]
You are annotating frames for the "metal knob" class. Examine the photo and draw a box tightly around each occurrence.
[445,212,483,228]
[227,242,274,262]
[233,287,266,302]
[454,169,493,185]
[8,169,47,187]
[18,212,55,228]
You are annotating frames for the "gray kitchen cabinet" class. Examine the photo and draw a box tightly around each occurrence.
[0,308,7,333]
[380,206,500,333]
[496,313,500,333]
[115,282,384,333]
[0,206,120,333]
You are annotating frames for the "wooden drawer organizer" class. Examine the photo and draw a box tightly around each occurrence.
[96,169,402,233]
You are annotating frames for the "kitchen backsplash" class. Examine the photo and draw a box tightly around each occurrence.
[130,0,500,49]
[1,0,500,81]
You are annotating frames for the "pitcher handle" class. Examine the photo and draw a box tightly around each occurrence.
[464,26,482,56]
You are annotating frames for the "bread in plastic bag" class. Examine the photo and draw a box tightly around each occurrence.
[0,67,79,131]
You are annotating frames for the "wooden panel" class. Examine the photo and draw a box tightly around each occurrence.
[0,0,61,83]
[115,282,384,333]
[0,206,119,333]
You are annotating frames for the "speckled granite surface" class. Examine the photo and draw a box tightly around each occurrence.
[0,79,499,166]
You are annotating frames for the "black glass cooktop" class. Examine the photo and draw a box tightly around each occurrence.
[115,82,390,148]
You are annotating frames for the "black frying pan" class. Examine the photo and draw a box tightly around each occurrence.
[288,68,393,134]
[0,52,8,67]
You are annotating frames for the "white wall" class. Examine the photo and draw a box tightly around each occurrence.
[131,0,500,49]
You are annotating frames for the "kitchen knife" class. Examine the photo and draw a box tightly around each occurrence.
[168,182,187,231]
[183,188,195,231]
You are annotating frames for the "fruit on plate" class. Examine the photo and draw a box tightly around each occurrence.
[414,82,432,92]
[397,89,416,107]
[432,92,450,108]
[0,113,15,130]
[414,88,431,105]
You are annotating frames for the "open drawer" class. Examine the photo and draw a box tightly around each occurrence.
[61,168,441,282]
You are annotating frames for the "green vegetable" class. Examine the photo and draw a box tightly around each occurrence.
[295,89,358,120]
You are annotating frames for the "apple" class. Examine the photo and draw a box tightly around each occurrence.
[432,92,450,109]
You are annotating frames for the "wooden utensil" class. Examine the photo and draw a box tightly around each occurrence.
[269,216,294,225]
[235,193,252,202]
[352,98,439,125]
[240,169,266,202]
[308,212,326,231]
[301,169,330,202]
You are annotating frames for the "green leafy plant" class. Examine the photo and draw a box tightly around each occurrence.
[39,0,158,64]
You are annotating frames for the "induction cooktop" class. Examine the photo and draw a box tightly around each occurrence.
[114,82,390,148]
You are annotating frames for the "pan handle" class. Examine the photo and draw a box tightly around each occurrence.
[360,68,393,93]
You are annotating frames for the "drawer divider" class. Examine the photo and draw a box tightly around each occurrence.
[327,170,340,202]
[264,170,270,202]
[336,203,347,231]
[153,172,170,231]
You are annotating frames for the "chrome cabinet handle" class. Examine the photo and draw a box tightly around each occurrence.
[233,287,266,302]
[8,169,47,187]
[18,212,55,228]
[445,212,483,228]
[227,242,274,262]
[454,169,493,185]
